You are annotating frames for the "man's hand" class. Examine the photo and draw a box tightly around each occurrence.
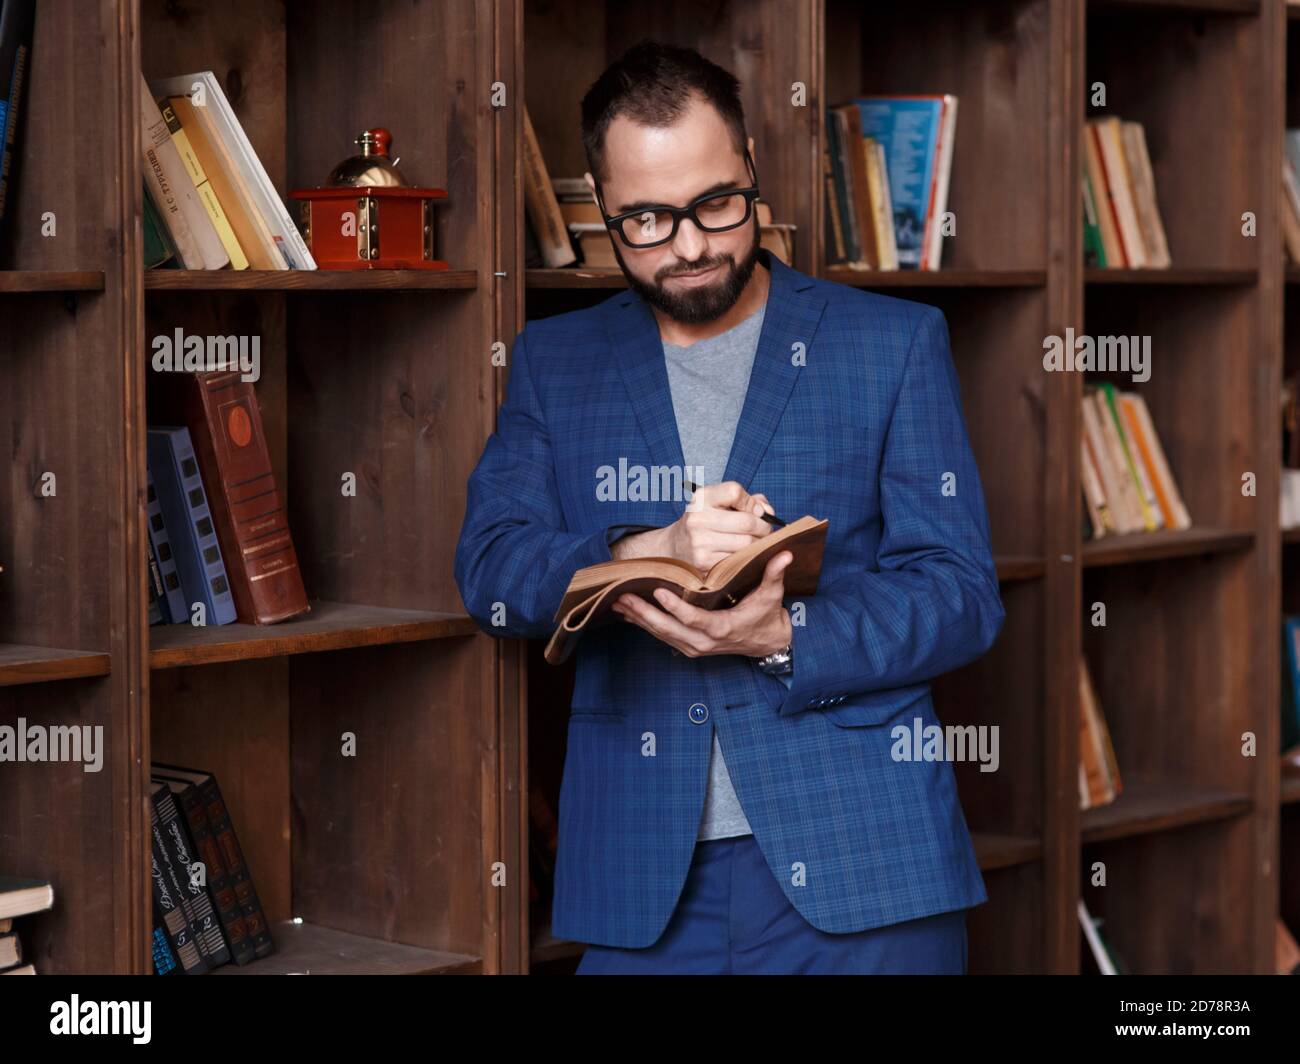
[610,480,775,569]
[611,551,795,659]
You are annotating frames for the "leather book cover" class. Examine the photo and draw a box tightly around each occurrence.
[185,371,310,624]
[545,516,828,665]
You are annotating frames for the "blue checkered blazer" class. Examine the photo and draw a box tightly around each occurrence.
[455,252,1004,947]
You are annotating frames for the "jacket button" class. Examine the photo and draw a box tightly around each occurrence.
[689,702,709,724]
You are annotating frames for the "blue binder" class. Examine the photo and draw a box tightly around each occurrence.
[147,426,237,626]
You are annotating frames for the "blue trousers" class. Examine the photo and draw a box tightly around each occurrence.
[574,833,969,974]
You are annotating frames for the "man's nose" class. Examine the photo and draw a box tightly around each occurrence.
[670,216,709,263]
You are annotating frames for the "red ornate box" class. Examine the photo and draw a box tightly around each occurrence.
[289,128,448,270]
[290,186,449,270]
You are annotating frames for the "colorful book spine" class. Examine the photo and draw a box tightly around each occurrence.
[145,466,186,623]
[154,773,256,965]
[147,426,238,626]
[159,99,249,270]
[151,783,231,967]
[855,96,944,269]
[150,804,208,975]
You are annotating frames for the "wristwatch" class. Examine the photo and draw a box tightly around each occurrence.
[755,643,793,676]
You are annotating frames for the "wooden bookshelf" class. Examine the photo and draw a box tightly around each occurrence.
[0,0,507,976]
[0,0,1290,977]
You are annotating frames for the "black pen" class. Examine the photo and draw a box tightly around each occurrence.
[684,480,786,528]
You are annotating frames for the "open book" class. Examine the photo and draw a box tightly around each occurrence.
[544,515,829,665]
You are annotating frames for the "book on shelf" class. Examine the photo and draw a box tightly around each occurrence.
[149,71,316,270]
[152,763,276,963]
[139,72,228,270]
[142,185,179,269]
[158,99,249,270]
[147,426,238,626]
[184,371,310,625]
[150,781,231,968]
[151,901,182,976]
[1081,385,1190,540]
[149,797,208,975]
[145,464,188,624]
[0,874,51,977]
[522,105,576,268]
[1078,657,1122,811]
[1084,118,1170,269]
[545,515,828,665]
[846,95,956,271]
[0,0,35,249]
[152,771,257,966]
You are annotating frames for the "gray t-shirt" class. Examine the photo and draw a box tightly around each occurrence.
[661,299,767,840]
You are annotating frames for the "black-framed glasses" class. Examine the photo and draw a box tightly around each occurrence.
[594,147,761,249]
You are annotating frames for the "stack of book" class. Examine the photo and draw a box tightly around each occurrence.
[147,372,309,628]
[140,69,315,271]
[1081,383,1191,540]
[823,94,957,272]
[149,764,274,975]
[1083,117,1170,269]
[522,104,796,271]
[0,876,53,976]
[1078,658,1122,811]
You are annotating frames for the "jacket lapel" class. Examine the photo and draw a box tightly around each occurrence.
[721,255,827,491]
[603,251,828,510]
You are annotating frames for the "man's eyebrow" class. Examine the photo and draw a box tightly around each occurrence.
[612,177,743,215]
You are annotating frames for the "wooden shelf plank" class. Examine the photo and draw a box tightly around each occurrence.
[0,270,105,293]
[1081,782,1252,844]
[144,269,478,291]
[527,267,1049,291]
[1085,266,1257,285]
[149,601,479,669]
[1082,527,1254,568]
[822,267,1047,288]
[0,645,111,687]
[1089,0,1259,14]
[972,832,1043,871]
[1282,773,1300,807]
[996,556,1045,582]
[211,920,480,975]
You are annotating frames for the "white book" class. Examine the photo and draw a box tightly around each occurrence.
[1078,900,1117,975]
[139,73,227,270]
[150,71,317,270]
[924,94,957,271]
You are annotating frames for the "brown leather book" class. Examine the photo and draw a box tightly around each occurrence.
[185,371,310,624]
[544,516,828,665]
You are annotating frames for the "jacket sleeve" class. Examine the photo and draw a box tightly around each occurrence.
[454,328,633,640]
[771,305,1005,717]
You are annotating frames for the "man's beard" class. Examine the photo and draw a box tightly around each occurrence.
[615,223,761,325]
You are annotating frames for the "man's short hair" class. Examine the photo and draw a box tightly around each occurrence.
[580,40,748,185]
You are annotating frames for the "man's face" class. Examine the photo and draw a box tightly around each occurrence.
[591,96,761,325]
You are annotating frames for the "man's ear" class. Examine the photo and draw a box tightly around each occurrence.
[747,136,755,163]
